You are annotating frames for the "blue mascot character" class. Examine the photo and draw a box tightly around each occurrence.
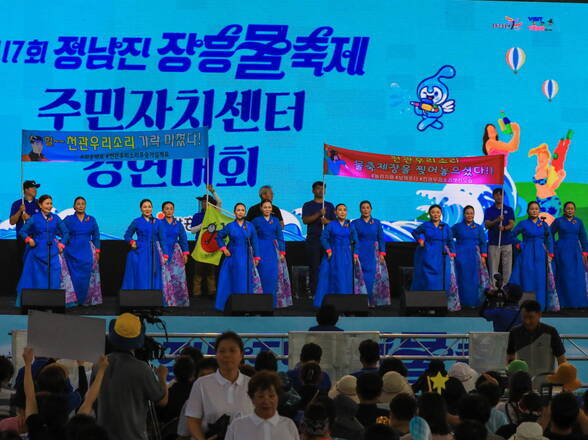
[411,65,456,131]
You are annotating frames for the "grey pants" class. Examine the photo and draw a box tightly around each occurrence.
[488,244,513,286]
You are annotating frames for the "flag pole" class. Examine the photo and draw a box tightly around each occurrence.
[322,144,327,230]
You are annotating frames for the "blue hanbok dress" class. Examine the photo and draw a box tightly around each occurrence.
[122,216,164,291]
[159,218,190,307]
[215,220,262,311]
[63,214,102,306]
[16,212,74,306]
[314,220,364,307]
[410,221,460,311]
[511,218,557,311]
[451,221,490,308]
[550,216,588,308]
[252,216,292,308]
[351,217,390,307]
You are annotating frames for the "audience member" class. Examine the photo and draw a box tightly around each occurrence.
[22,347,69,440]
[412,359,447,394]
[547,363,581,393]
[97,313,168,440]
[448,362,479,393]
[454,419,487,440]
[379,357,408,378]
[364,423,400,440]
[543,392,588,440]
[480,283,523,332]
[496,392,543,439]
[287,343,332,393]
[328,375,359,403]
[239,364,256,377]
[379,372,413,406]
[298,363,326,412]
[476,371,507,397]
[309,304,343,331]
[225,371,299,440]
[331,394,364,440]
[507,300,566,380]
[254,350,301,419]
[194,357,217,378]
[185,331,253,440]
[389,393,417,437]
[457,393,504,440]
[0,357,15,419]
[350,339,380,377]
[157,355,196,425]
[180,346,204,366]
[477,382,508,434]
[402,393,453,440]
[497,371,533,425]
[355,373,388,428]
[300,402,332,440]
[442,378,467,416]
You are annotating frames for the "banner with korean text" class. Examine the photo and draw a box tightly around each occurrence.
[324,144,504,185]
[21,128,208,162]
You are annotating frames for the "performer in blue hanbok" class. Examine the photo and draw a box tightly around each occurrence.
[16,194,74,306]
[351,201,390,307]
[215,203,262,311]
[252,200,292,308]
[550,201,588,308]
[511,201,558,311]
[63,197,102,306]
[411,205,460,311]
[122,199,164,292]
[159,201,190,307]
[451,205,490,308]
[314,204,364,307]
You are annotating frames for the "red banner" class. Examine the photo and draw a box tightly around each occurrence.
[323,144,504,185]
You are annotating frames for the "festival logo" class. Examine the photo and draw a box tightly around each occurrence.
[411,65,456,132]
[528,17,554,31]
[492,16,523,30]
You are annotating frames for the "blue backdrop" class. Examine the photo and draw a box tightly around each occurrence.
[1,0,586,240]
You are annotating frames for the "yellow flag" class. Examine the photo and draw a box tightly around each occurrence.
[192,207,233,265]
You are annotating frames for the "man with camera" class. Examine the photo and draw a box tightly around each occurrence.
[97,313,169,440]
[507,300,566,380]
[479,277,523,332]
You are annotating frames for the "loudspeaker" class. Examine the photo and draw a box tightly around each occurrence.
[21,289,65,314]
[119,290,163,313]
[520,291,536,305]
[225,294,274,316]
[323,294,369,317]
[400,290,448,316]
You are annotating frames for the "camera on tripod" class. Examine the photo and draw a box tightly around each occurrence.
[132,310,167,363]
[484,273,507,308]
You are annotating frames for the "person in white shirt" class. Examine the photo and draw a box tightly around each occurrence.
[225,370,300,440]
[185,331,253,440]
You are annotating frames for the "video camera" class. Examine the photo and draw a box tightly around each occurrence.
[133,310,167,363]
[484,273,507,308]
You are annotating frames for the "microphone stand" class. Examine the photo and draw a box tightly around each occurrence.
[151,217,156,291]
[46,213,52,290]
[441,224,447,292]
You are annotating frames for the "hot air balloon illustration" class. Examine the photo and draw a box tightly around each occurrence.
[505,47,526,74]
[542,79,559,102]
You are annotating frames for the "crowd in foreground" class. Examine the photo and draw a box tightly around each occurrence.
[0,306,585,440]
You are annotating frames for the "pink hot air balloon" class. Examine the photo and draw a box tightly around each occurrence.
[542,79,559,102]
[505,47,526,74]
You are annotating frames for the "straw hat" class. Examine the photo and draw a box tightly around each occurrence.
[379,371,413,404]
[328,375,359,403]
[547,362,582,391]
[507,422,548,440]
[448,362,479,392]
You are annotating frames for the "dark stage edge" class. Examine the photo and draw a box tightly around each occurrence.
[0,295,585,318]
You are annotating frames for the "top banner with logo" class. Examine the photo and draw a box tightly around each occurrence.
[21,128,208,162]
[324,144,505,185]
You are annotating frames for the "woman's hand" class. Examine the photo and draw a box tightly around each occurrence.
[481,256,486,265]
[379,254,386,263]
[183,254,189,265]
[163,256,169,264]
[279,254,285,261]
[418,239,424,248]
[23,347,34,366]
[131,242,137,249]
[27,239,36,248]
[222,248,231,257]
[95,252,100,261]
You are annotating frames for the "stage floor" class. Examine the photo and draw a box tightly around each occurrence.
[0,295,586,318]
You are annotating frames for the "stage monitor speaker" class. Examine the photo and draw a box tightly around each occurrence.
[520,291,536,305]
[21,289,65,314]
[225,294,274,316]
[323,294,369,317]
[401,289,448,316]
[119,290,163,314]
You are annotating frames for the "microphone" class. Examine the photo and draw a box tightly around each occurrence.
[540,216,547,221]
